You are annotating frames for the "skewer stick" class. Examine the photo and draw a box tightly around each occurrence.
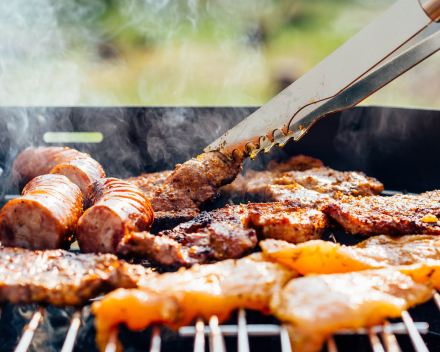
[401,311,429,352]
[104,328,119,352]
[60,311,82,352]
[14,308,44,352]
[238,309,250,352]
[368,329,385,352]
[194,318,205,352]
[209,316,226,352]
[150,325,161,352]
[279,325,293,352]
[381,322,402,352]
[327,337,338,352]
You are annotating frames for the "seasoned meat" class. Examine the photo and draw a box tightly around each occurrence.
[0,246,153,306]
[77,178,154,254]
[92,253,296,351]
[125,152,243,229]
[12,146,105,197]
[117,202,327,268]
[0,175,83,250]
[117,223,258,267]
[223,160,383,205]
[270,268,432,352]
[261,235,440,275]
[267,155,324,172]
[323,191,440,236]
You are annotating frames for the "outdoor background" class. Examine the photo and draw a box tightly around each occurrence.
[1,0,439,108]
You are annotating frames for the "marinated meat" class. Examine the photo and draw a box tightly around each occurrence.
[117,202,328,267]
[126,152,243,229]
[92,253,297,351]
[270,269,432,352]
[12,146,105,197]
[0,175,83,250]
[0,246,153,306]
[261,235,440,275]
[77,178,154,254]
[323,191,440,236]
[222,156,383,205]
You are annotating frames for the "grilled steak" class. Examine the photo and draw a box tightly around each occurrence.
[13,146,105,197]
[125,151,242,229]
[117,202,328,267]
[222,155,383,206]
[323,191,440,236]
[92,252,296,351]
[77,178,154,254]
[0,175,83,250]
[271,268,432,352]
[0,246,153,307]
[261,235,440,275]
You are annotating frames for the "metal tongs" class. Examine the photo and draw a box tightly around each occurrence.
[205,0,440,159]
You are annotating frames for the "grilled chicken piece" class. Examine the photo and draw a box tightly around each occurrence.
[270,269,432,352]
[126,152,242,229]
[92,253,296,352]
[0,246,153,307]
[223,156,383,205]
[261,235,440,275]
[12,146,105,197]
[323,191,440,236]
[77,178,154,254]
[117,202,328,267]
[0,175,83,250]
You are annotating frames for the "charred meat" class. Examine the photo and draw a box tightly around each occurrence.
[0,246,153,307]
[323,191,440,236]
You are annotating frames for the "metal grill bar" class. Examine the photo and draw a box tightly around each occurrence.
[279,325,293,352]
[60,311,82,352]
[327,337,338,352]
[209,316,226,352]
[401,311,429,352]
[369,329,385,352]
[14,308,44,352]
[150,325,161,352]
[238,309,250,352]
[104,328,118,352]
[194,318,205,352]
[382,322,402,352]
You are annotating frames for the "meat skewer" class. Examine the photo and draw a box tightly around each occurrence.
[0,174,83,250]
[76,178,154,254]
[12,146,105,197]
[0,246,153,306]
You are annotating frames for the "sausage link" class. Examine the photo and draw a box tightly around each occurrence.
[13,146,105,197]
[0,174,84,249]
[77,178,154,254]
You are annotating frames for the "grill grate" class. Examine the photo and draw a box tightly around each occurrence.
[8,189,437,352]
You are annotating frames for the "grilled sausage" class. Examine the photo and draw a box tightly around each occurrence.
[0,174,83,249]
[77,178,154,254]
[12,146,105,197]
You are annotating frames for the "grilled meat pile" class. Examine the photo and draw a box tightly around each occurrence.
[0,246,153,306]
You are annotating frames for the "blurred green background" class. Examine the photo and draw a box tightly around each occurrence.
[1,0,439,107]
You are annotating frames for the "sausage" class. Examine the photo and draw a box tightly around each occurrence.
[0,174,84,249]
[76,178,154,254]
[12,146,105,197]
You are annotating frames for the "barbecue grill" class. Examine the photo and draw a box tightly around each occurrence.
[1,106,440,352]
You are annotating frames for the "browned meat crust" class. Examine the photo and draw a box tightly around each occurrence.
[117,201,328,267]
[223,158,383,207]
[267,155,324,172]
[125,151,242,229]
[77,178,154,254]
[323,191,440,236]
[12,147,105,196]
[0,175,83,250]
[0,246,153,307]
